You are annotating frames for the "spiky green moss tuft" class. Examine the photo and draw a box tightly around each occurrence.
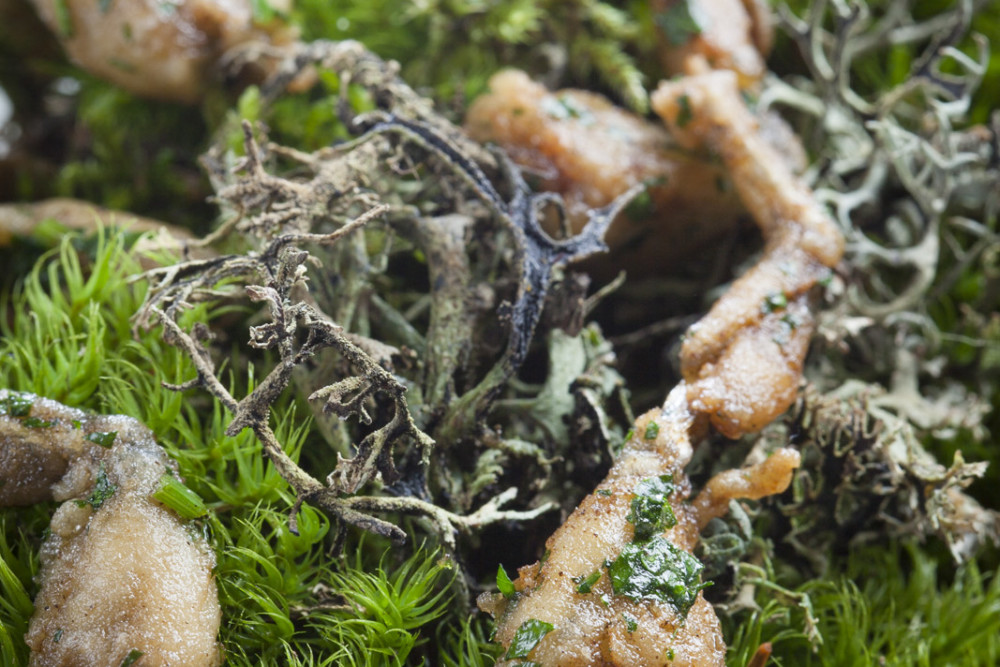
[0,229,468,666]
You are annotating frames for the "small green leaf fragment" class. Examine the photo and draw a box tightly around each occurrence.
[607,535,710,615]
[152,473,208,519]
[655,0,704,45]
[643,422,660,440]
[85,431,118,448]
[53,629,63,644]
[3,393,34,417]
[506,619,554,659]
[76,464,116,511]
[23,417,56,428]
[762,292,788,313]
[597,489,612,497]
[676,94,693,128]
[623,612,638,632]
[628,475,677,539]
[667,647,675,660]
[497,564,516,598]
[120,649,144,667]
[573,570,602,594]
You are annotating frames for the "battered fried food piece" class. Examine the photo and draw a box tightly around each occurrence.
[479,387,800,667]
[0,390,222,667]
[464,69,745,271]
[653,0,773,87]
[652,70,844,438]
[29,0,296,103]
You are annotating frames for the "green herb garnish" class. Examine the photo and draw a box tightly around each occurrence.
[623,612,638,632]
[675,94,693,128]
[120,649,144,667]
[506,619,554,660]
[2,393,34,417]
[573,570,601,594]
[23,417,56,428]
[627,475,677,539]
[76,464,116,511]
[607,535,710,615]
[643,422,660,440]
[497,564,516,598]
[763,292,788,313]
[85,431,118,448]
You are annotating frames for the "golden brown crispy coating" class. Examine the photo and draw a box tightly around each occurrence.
[0,391,222,667]
[29,0,295,103]
[480,388,800,666]
[653,0,773,86]
[464,69,745,272]
[652,70,844,438]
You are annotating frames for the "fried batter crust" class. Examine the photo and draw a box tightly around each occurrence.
[480,387,800,666]
[653,0,773,87]
[29,0,295,103]
[0,391,222,667]
[464,69,745,271]
[652,70,844,438]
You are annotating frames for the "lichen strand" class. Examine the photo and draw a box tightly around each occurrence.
[0,391,221,667]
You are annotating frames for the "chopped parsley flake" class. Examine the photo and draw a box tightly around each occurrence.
[506,619,554,660]
[23,417,56,428]
[85,431,118,448]
[676,94,693,128]
[76,464,116,511]
[627,475,677,539]
[643,422,660,440]
[623,612,638,632]
[607,535,710,615]
[2,393,34,417]
[120,649,144,667]
[762,292,788,313]
[573,570,601,594]
[496,564,516,598]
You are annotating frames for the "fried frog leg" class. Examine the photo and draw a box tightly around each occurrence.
[480,387,799,667]
[0,390,222,667]
[652,68,844,438]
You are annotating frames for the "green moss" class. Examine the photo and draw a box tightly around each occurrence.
[724,544,1000,666]
[0,229,465,666]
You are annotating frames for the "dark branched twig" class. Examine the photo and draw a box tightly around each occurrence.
[350,113,642,440]
[137,94,561,547]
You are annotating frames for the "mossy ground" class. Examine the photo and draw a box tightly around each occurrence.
[1,1,999,665]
